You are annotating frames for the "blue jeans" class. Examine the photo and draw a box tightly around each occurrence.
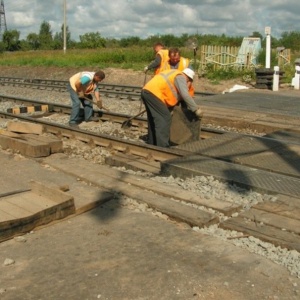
[67,83,93,124]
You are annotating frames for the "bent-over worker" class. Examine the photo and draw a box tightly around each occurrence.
[141,68,203,148]
[67,70,105,127]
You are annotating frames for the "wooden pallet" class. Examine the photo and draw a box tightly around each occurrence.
[0,181,75,242]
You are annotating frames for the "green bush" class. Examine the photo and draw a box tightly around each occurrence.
[202,64,255,82]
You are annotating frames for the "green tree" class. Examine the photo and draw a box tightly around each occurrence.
[53,24,72,50]
[249,31,263,40]
[26,33,40,50]
[119,36,141,47]
[2,30,21,51]
[280,31,300,50]
[79,32,106,48]
[159,34,181,47]
[39,21,53,49]
[0,41,5,53]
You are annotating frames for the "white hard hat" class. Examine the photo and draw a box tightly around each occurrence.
[182,68,195,81]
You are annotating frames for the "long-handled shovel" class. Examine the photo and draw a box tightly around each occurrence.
[121,73,148,129]
[121,109,146,129]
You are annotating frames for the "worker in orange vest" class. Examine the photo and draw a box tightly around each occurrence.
[144,42,169,75]
[141,68,203,148]
[165,47,192,71]
[167,48,195,97]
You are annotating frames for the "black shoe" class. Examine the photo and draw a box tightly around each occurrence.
[69,123,79,128]
[86,117,99,122]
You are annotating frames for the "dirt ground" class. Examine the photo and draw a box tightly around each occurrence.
[0,65,253,94]
[0,151,300,300]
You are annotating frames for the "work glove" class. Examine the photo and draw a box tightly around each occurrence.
[96,100,103,109]
[194,107,203,118]
[77,91,85,98]
[144,66,148,73]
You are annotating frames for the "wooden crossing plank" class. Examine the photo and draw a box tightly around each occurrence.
[253,200,300,221]
[105,152,161,174]
[0,181,75,242]
[45,154,241,216]
[239,208,300,235]
[0,197,36,218]
[5,192,57,212]
[220,216,300,252]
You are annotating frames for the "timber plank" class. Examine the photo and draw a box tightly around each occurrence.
[84,173,219,227]
[7,121,44,135]
[239,208,300,235]
[105,152,161,174]
[0,134,50,157]
[24,134,63,153]
[5,193,58,215]
[0,206,16,221]
[276,194,300,208]
[0,198,36,218]
[45,154,241,216]
[220,216,300,252]
[253,201,300,221]
[0,181,75,242]
[122,187,219,227]
[0,130,26,140]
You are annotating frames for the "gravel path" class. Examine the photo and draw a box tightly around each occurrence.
[0,81,300,280]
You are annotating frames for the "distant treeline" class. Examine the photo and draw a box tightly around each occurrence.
[1,20,300,52]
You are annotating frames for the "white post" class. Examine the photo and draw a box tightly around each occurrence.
[265,27,271,69]
[295,66,300,90]
[63,0,67,54]
[272,66,279,91]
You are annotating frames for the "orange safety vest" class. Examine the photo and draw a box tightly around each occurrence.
[178,57,190,71]
[154,49,170,75]
[161,56,190,71]
[189,85,195,97]
[144,69,183,107]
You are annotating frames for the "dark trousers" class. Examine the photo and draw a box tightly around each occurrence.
[141,90,171,148]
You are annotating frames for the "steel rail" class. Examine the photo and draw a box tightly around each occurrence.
[0,76,217,99]
[0,110,190,162]
[0,94,227,135]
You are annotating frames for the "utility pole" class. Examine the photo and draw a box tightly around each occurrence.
[0,0,7,41]
[63,0,67,53]
[265,26,271,69]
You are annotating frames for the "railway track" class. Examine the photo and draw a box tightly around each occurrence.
[1,95,299,182]
[1,79,300,260]
[0,76,216,101]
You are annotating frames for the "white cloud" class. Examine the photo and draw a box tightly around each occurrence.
[3,0,300,41]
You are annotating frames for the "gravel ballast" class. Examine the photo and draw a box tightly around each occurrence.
[0,75,299,280]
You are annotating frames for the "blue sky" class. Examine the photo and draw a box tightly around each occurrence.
[3,0,300,41]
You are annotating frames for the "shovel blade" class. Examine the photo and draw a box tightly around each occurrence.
[121,120,132,129]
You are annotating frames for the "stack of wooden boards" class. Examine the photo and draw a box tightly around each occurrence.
[0,181,75,242]
[0,121,63,157]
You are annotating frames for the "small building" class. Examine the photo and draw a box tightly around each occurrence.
[236,37,261,67]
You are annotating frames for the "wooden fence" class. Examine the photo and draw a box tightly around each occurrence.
[277,48,291,67]
[194,45,291,75]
